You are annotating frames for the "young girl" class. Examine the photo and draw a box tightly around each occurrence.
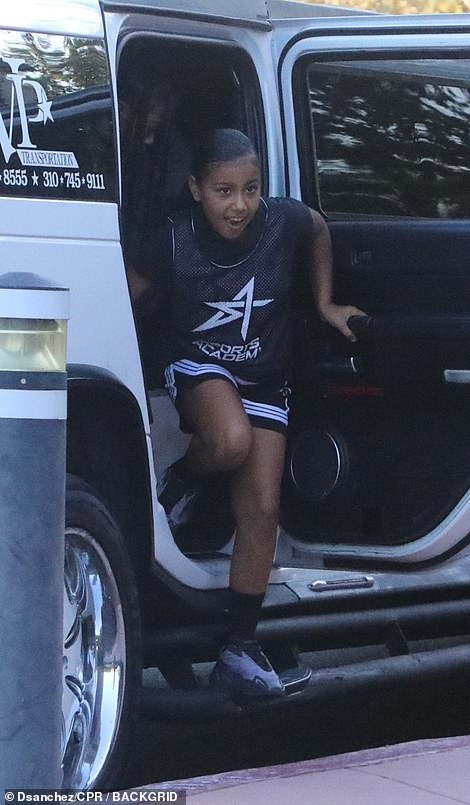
[135,128,364,699]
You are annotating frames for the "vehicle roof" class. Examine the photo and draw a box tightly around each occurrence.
[3,0,470,40]
[267,0,372,18]
[100,0,372,23]
[100,0,470,36]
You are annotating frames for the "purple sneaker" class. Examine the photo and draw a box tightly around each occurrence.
[210,639,285,699]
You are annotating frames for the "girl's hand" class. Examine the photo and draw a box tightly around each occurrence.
[318,302,367,343]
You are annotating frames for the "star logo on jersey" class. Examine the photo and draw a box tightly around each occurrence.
[192,277,273,342]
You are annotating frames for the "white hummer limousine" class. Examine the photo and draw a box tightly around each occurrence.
[2,0,470,790]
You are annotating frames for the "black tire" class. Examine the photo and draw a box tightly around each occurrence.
[62,475,142,791]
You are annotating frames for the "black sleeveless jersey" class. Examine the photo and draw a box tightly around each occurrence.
[164,197,319,382]
[133,197,321,385]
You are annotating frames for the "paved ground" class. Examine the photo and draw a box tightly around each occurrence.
[133,734,470,804]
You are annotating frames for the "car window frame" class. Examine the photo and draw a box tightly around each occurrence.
[278,31,470,219]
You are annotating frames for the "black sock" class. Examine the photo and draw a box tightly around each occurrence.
[226,589,265,643]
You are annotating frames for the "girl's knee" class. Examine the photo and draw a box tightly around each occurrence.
[206,423,252,471]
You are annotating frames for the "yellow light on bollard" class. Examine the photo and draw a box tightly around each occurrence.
[0,272,69,379]
[0,273,69,419]
[0,317,67,372]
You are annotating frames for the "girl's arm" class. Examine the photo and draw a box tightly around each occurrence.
[127,264,152,303]
[308,209,366,343]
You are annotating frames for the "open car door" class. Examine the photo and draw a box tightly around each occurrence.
[275,17,470,564]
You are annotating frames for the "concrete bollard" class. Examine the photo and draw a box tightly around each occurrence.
[0,273,69,791]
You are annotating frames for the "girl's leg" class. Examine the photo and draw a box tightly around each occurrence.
[179,390,286,601]
[209,428,287,699]
[161,381,287,697]
[177,378,253,475]
[158,378,253,529]
[229,427,286,594]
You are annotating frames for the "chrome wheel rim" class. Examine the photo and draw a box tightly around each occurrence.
[62,527,126,790]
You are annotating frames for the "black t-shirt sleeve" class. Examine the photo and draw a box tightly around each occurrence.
[278,196,323,244]
[268,197,322,313]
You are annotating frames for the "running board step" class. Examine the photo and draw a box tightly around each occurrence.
[143,598,470,666]
[140,642,470,720]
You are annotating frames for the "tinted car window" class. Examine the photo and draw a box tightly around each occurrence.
[0,31,116,201]
[302,59,470,218]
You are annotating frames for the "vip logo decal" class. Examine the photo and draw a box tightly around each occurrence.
[0,56,78,168]
[192,277,273,342]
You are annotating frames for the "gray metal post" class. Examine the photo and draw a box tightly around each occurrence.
[0,273,69,791]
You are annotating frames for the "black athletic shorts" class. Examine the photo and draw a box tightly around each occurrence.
[164,359,290,434]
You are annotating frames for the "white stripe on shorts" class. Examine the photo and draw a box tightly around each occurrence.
[165,361,288,426]
[173,359,237,383]
[241,398,289,425]
[164,360,238,401]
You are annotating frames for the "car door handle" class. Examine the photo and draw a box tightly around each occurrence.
[347,315,373,339]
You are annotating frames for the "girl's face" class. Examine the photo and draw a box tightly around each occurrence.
[188,154,262,241]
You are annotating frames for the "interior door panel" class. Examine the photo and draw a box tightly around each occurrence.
[280,49,470,550]
[330,221,470,314]
[283,219,470,547]
[330,221,470,388]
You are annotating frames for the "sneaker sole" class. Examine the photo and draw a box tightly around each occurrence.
[210,668,285,700]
